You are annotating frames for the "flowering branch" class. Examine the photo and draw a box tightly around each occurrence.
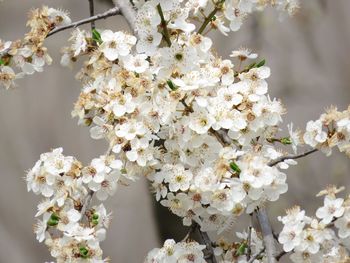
[6,0,350,262]
[268,148,318,167]
[47,6,121,37]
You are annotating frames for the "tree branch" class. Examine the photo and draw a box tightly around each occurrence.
[112,0,137,33]
[183,222,217,263]
[268,148,318,167]
[198,227,217,263]
[256,208,276,263]
[88,0,96,30]
[47,7,121,37]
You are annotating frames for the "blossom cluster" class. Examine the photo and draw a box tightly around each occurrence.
[302,106,350,157]
[213,228,264,262]
[26,148,122,262]
[278,186,350,263]
[144,227,265,263]
[0,6,71,89]
[144,239,206,263]
[66,8,293,235]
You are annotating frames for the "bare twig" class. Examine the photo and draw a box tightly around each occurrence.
[181,222,199,241]
[112,0,137,33]
[248,247,265,263]
[256,208,276,263]
[47,7,121,37]
[157,3,172,47]
[88,0,96,30]
[247,225,252,260]
[268,148,318,167]
[275,250,287,261]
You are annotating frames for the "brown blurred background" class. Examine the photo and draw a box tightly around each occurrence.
[0,0,349,262]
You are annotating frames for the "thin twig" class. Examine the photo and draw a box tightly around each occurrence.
[275,250,287,261]
[248,247,265,263]
[247,225,252,260]
[268,148,318,167]
[112,0,137,33]
[197,0,224,34]
[157,4,172,47]
[47,7,120,37]
[256,208,276,263]
[88,0,96,30]
[181,221,199,241]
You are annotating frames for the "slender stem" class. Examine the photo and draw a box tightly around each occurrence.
[47,7,120,37]
[275,250,287,261]
[197,0,224,34]
[80,190,94,222]
[268,148,318,167]
[248,248,265,263]
[256,208,276,263]
[247,225,252,260]
[156,4,172,47]
[181,222,199,241]
[88,0,96,30]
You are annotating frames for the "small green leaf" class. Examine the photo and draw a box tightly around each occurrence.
[92,29,102,44]
[92,213,99,225]
[0,58,4,65]
[230,162,241,174]
[235,242,247,256]
[167,80,177,91]
[256,59,266,67]
[281,137,292,145]
[50,213,60,221]
[47,213,60,226]
[246,62,256,70]
[79,246,90,259]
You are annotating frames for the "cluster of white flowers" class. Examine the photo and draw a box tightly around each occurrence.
[144,239,206,263]
[4,0,350,262]
[62,0,298,236]
[26,148,121,262]
[213,228,264,262]
[0,7,71,89]
[302,106,350,157]
[278,186,350,263]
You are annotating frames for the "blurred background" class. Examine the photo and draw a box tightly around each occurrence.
[0,0,349,262]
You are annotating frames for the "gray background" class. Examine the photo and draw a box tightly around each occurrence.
[0,0,349,262]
